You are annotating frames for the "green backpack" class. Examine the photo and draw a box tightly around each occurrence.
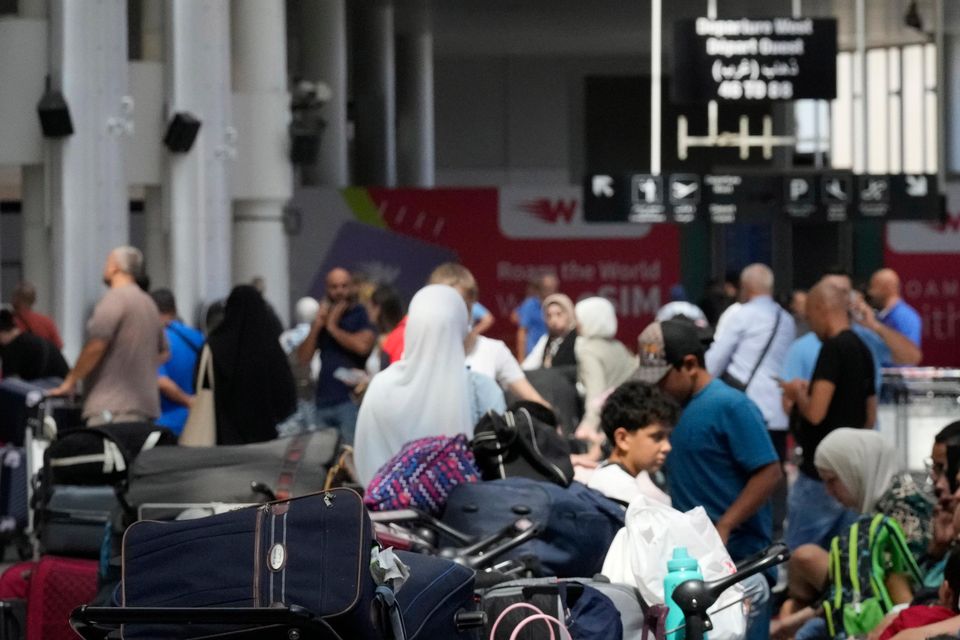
[823,514,923,639]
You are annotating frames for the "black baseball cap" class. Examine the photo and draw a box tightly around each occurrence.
[634,319,705,384]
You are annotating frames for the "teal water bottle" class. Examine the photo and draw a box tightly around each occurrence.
[664,547,704,640]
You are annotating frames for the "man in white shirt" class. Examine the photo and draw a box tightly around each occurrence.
[705,263,796,537]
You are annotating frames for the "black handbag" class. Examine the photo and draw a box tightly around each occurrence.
[471,408,574,487]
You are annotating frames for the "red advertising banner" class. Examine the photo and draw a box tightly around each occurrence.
[365,187,681,349]
[884,185,960,367]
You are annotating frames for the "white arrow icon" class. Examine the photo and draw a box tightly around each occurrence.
[592,175,614,198]
[906,175,928,197]
[671,181,699,200]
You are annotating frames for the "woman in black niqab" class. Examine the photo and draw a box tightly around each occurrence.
[205,285,297,444]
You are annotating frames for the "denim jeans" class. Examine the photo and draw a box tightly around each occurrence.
[786,472,859,550]
[741,573,772,640]
[315,400,360,445]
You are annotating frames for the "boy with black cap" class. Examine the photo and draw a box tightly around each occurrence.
[635,318,782,640]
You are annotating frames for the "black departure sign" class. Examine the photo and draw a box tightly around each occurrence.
[583,172,939,224]
[672,17,837,103]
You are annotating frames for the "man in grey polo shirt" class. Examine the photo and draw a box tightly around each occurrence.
[51,247,168,426]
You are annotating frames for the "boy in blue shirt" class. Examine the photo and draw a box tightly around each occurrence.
[635,318,782,640]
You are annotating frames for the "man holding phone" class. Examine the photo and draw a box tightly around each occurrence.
[297,268,376,444]
[780,280,876,549]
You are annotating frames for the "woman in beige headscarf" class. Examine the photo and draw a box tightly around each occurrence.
[573,297,637,443]
[522,294,578,370]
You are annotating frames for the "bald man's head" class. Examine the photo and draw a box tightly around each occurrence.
[868,268,901,310]
[808,280,849,339]
[740,263,774,298]
[325,268,353,303]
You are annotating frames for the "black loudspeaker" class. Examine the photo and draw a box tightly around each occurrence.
[289,122,324,165]
[37,87,73,138]
[163,112,202,152]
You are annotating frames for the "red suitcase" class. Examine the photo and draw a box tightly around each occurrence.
[24,556,97,640]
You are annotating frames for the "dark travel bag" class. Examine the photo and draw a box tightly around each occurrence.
[120,488,382,639]
[471,408,574,487]
[124,431,340,508]
[441,478,624,578]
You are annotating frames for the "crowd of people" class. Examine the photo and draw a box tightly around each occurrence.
[1,245,952,640]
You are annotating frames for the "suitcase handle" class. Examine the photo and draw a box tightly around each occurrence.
[70,604,345,640]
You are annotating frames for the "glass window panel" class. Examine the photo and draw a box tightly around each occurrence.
[867,49,888,173]
[831,52,853,169]
[902,45,925,174]
[926,92,938,172]
[888,94,902,174]
[925,43,937,89]
[888,47,900,92]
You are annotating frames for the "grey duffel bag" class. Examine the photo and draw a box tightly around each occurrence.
[124,431,340,508]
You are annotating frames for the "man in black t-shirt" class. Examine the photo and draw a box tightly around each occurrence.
[0,307,69,381]
[780,281,876,548]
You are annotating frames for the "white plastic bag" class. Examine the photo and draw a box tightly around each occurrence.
[602,495,747,640]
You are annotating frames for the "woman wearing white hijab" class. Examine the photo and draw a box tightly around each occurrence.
[782,429,934,621]
[573,297,637,441]
[354,285,476,486]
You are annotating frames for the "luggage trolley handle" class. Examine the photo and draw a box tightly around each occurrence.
[70,604,346,640]
[444,518,543,570]
[671,543,790,640]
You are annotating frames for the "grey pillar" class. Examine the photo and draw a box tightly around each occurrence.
[20,167,51,311]
[231,0,293,325]
[141,0,168,288]
[353,0,396,186]
[49,0,130,360]
[299,0,349,186]
[19,0,50,310]
[396,0,435,187]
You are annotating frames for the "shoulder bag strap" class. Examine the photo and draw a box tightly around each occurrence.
[168,323,202,354]
[195,344,214,391]
[744,308,783,390]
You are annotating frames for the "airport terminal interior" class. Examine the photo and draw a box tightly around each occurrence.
[0,1,958,639]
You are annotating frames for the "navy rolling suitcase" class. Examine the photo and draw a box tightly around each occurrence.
[441,478,625,578]
[0,378,81,446]
[0,447,28,538]
[120,488,384,639]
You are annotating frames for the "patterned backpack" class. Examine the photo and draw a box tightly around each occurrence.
[822,514,923,639]
[364,434,481,516]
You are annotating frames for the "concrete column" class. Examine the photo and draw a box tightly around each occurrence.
[231,0,292,324]
[48,0,130,361]
[353,0,396,186]
[165,0,232,325]
[20,166,51,311]
[298,0,349,186]
[19,0,50,311]
[396,0,435,187]
[141,0,167,288]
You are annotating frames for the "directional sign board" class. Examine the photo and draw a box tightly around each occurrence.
[583,172,939,224]
[669,174,701,223]
[672,17,838,103]
[890,174,939,220]
[784,175,816,219]
[857,175,891,218]
[821,173,853,222]
[582,174,630,222]
[630,174,667,223]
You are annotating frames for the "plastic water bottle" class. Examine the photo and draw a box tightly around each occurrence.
[664,547,704,640]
